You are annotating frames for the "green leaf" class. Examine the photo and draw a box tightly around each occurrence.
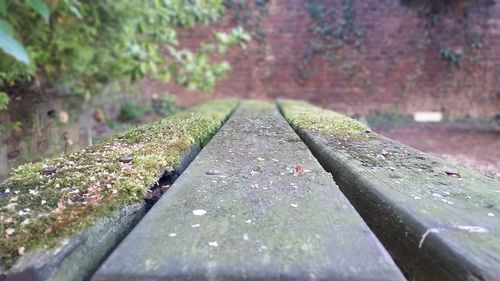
[69,5,82,19]
[0,91,9,110]
[0,19,13,35]
[0,0,6,15]
[27,0,50,22]
[0,28,30,64]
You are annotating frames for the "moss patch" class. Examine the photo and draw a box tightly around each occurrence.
[279,98,500,271]
[277,99,367,140]
[0,99,237,268]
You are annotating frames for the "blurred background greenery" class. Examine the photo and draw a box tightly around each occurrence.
[0,0,250,99]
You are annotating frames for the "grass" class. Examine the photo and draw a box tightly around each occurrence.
[0,99,238,268]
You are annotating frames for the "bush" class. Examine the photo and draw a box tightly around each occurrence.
[152,93,181,117]
[118,100,150,122]
[0,0,250,106]
[0,91,8,109]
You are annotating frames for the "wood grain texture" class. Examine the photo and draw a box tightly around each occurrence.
[92,101,405,281]
[280,108,500,281]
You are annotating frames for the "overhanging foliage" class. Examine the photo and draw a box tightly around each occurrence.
[0,0,250,106]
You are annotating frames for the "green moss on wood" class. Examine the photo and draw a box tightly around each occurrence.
[277,100,384,167]
[0,99,237,268]
[279,98,500,274]
[278,99,367,140]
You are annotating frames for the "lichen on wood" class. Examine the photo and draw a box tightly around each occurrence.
[278,99,367,140]
[278,99,500,280]
[0,99,237,268]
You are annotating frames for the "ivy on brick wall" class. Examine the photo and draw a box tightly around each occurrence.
[301,0,364,80]
[224,0,270,42]
[400,0,496,13]
[401,0,495,68]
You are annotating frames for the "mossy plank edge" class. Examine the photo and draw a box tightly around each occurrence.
[92,101,405,281]
[3,145,201,281]
[278,100,500,281]
[0,99,238,277]
[6,204,145,281]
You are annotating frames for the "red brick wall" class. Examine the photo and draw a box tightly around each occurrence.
[145,0,500,119]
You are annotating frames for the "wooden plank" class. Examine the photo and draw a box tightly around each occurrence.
[2,147,200,281]
[279,100,500,281]
[1,100,237,281]
[92,101,405,281]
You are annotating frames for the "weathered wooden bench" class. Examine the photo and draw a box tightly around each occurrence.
[92,101,405,281]
[279,100,500,281]
[1,99,498,281]
[0,100,237,281]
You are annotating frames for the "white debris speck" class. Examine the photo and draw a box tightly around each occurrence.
[191,224,201,228]
[257,157,265,161]
[208,241,219,247]
[419,228,440,248]
[441,199,454,205]
[487,213,495,217]
[6,228,15,235]
[41,200,46,205]
[18,247,25,256]
[456,226,488,233]
[4,188,10,193]
[271,159,279,162]
[4,203,17,210]
[169,233,177,237]
[18,209,30,216]
[243,233,249,241]
[192,209,207,216]
[251,184,259,189]
[413,196,422,200]
[205,169,221,175]
[245,219,252,224]
[432,193,443,198]
[290,204,299,208]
